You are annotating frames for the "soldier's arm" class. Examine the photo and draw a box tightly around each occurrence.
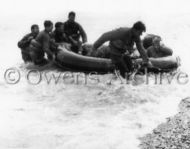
[62,23,69,42]
[18,34,32,48]
[93,29,124,50]
[160,46,173,56]
[42,34,53,56]
[135,38,149,63]
[78,24,87,43]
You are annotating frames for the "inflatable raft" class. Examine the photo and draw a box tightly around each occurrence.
[55,46,115,72]
[55,46,180,73]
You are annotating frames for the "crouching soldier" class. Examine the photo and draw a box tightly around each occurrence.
[17,25,39,63]
[29,20,56,65]
[92,21,152,78]
[147,37,173,58]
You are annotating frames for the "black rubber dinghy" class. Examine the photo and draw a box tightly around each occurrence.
[55,46,115,72]
[55,46,180,73]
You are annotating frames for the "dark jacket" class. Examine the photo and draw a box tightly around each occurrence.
[93,27,148,62]
[18,33,37,49]
[142,34,161,49]
[35,30,51,53]
[63,20,87,43]
[51,30,67,43]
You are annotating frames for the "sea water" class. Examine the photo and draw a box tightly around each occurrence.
[0,3,190,149]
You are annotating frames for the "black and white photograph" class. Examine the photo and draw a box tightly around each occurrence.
[0,0,190,148]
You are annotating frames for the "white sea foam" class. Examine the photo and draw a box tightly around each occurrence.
[0,4,190,149]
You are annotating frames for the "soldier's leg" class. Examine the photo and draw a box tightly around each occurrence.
[30,49,47,65]
[21,48,32,63]
[21,51,30,63]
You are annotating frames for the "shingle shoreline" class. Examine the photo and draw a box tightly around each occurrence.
[139,97,190,149]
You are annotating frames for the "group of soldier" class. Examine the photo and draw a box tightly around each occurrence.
[18,11,173,77]
[18,11,87,65]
